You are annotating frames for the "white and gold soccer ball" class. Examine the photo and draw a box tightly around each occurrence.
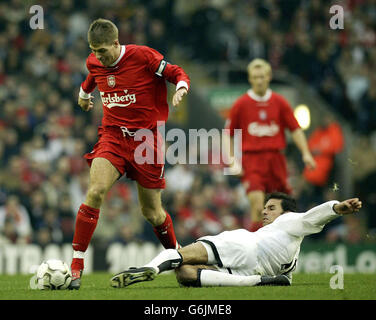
[36,259,72,290]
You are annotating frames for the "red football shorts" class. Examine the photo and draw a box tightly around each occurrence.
[84,126,165,189]
[241,150,292,194]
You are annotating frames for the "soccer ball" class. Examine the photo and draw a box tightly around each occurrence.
[36,259,72,290]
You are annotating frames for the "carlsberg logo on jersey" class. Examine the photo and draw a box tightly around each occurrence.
[248,121,279,137]
[100,90,136,109]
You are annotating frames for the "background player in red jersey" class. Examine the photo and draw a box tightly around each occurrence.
[225,59,316,232]
[70,18,190,289]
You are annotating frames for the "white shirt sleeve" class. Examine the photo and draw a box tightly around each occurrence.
[274,200,340,238]
[176,80,189,91]
[79,86,92,99]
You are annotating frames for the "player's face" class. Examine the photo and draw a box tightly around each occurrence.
[248,68,271,96]
[90,41,119,67]
[262,199,284,226]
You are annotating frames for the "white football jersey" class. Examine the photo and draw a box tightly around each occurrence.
[253,200,340,277]
[198,200,340,281]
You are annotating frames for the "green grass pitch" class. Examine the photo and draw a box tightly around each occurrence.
[0,272,375,300]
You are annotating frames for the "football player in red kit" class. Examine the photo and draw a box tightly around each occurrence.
[70,18,190,289]
[225,59,316,232]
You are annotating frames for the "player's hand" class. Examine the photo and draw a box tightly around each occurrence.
[78,96,94,112]
[302,152,316,170]
[172,88,188,107]
[333,198,362,215]
[228,159,244,176]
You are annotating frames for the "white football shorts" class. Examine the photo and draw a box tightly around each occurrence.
[197,229,259,276]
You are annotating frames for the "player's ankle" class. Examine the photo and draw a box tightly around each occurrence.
[71,257,84,271]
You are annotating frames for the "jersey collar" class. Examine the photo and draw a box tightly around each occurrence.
[109,45,126,67]
[247,89,272,102]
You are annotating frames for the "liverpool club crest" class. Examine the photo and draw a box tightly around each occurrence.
[107,75,116,88]
[259,110,267,120]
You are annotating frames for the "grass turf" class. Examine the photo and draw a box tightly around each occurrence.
[0,272,375,300]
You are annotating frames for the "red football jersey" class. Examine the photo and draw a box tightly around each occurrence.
[80,45,190,129]
[226,89,300,152]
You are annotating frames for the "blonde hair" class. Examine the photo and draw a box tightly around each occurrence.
[247,58,272,77]
[88,18,118,46]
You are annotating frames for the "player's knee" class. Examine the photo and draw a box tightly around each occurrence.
[250,197,263,209]
[251,203,263,216]
[140,203,155,218]
[175,265,199,287]
[87,185,107,203]
[140,204,163,225]
[249,196,264,218]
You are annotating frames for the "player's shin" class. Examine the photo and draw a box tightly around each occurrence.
[153,212,179,249]
[199,269,261,287]
[144,249,183,274]
[71,203,100,273]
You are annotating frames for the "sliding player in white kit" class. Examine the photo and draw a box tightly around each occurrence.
[110,192,362,288]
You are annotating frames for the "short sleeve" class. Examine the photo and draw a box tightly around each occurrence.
[225,99,242,137]
[278,95,300,132]
[139,45,190,89]
[139,46,164,75]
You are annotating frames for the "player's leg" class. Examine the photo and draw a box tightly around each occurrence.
[176,237,289,287]
[85,157,121,208]
[179,235,262,287]
[269,153,292,195]
[112,225,291,288]
[175,242,285,287]
[70,157,120,288]
[241,152,266,231]
[177,266,290,287]
[144,242,209,273]
[247,190,265,231]
[110,242,208,288]
[110,234,283,288]
[175,265,218,287]
[136,183,179,249]
[176,265,262,287]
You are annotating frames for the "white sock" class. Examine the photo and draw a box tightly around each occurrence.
[73,251,85,259]
[199,269,261,287]
[144,249,182,274]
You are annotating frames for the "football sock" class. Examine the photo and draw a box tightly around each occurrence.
[71,251,85,275]
[71,203,99,270]
[71,258,84,274]
[199,269,261,287]
[73,250,85,259]
[153,212,179,249]
[144,249,183,274]
[249,221,263,232]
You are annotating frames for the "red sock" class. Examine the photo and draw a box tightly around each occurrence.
[71,258,84,274]
[249,221,263,232]
[153,212,178,249]
[72,203,99,253]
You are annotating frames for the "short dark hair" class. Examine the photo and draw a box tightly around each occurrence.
[265,192,297,213]
[88,18,118,46]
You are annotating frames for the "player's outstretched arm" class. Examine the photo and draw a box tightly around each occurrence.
[333,198,362,215]
[278,199,357,238]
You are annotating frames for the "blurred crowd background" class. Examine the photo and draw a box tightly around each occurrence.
[0,0,375,249]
